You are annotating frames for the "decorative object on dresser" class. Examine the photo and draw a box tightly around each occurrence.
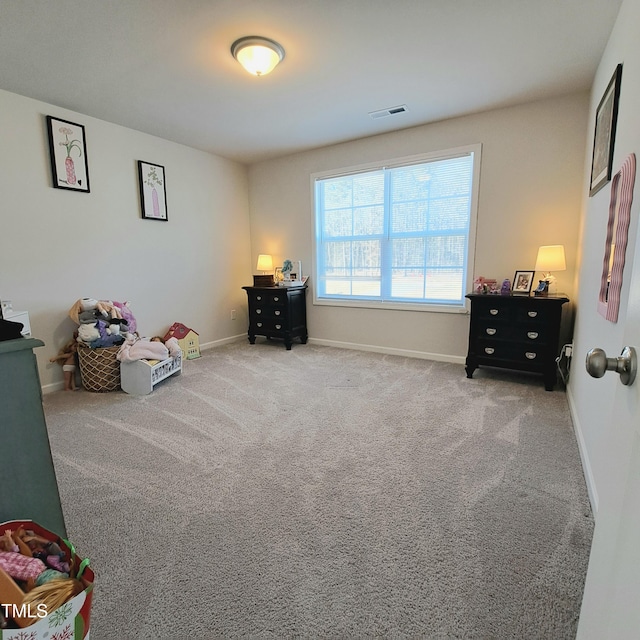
[465,293,569,391]
[513,270,534,295]
[242,285,308,350]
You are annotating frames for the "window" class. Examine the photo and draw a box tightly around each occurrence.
[313,145,481,311]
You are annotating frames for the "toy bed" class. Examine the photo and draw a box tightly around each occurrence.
[120,351,182,395]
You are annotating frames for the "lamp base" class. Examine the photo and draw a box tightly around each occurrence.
[254,274,274,287]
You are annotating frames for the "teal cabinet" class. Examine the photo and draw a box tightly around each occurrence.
[0,338,67,536]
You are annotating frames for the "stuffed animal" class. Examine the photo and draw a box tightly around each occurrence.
[68,298,122,324]
[78,310,99,324]
[112,301,137,334]
[77,323,100,344]
[108,318,129,337]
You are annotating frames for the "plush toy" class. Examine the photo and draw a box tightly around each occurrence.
[108,318,129,337]
[77,323,100,344]
[78,309,99,324]
[112,301,137,335]
[68,298,122,324]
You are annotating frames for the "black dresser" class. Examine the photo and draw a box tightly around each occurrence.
[465,293,569,390]
[242,285,308,350]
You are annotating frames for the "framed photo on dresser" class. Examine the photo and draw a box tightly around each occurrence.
[513,270,534,295]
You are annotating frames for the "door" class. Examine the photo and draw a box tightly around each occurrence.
[577,220,640,638]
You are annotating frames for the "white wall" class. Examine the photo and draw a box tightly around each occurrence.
[0,89,252,391]
[569,0,640,515]
[569,0,640,635]
[248,93,589,360]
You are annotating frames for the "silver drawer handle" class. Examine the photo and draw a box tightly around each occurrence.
[275,310,281,316]
[527,311,537,318]
[490,309,499,315]
[484,347,495,355]
[256,309,261,314]
[274,296,279,302]
[525,352,537,359]
[275,324,281,330]
[527,331,539,339]
[256,322,262,327]
[257,296,262,301]
[486,328,496,335]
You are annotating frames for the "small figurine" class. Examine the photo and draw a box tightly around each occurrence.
[49,338,79,391]
[501,279,511,295]
[282,259,294,281]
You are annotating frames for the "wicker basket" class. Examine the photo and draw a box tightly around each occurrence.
[77,343,121,392]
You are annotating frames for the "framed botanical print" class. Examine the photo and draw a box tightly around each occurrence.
[46,116,90,192]
[138,161,168,221]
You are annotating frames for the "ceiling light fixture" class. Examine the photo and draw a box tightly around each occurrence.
[231,36,285,77]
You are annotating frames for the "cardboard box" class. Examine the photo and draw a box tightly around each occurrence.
[0,520,93,639]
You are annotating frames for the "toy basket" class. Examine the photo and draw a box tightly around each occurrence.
[77,343,121,392]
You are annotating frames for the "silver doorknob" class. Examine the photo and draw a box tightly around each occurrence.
[585,346,637,386]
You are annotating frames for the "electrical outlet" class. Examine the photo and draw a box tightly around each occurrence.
[566,344,572,357]
[231,309,236,320]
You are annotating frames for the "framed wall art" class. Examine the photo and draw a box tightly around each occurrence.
[138,161,168,221]
[46,116,90,192]
[589,64,623,197]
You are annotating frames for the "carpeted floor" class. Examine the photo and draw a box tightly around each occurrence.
[43,341,593,639]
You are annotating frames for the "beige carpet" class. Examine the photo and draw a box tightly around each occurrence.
[43,341,593,639]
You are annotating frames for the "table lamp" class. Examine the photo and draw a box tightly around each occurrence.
[534,245,566,295]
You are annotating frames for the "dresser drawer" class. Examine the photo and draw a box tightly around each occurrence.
[514,305,553,324]
[476,340,545,370]
[251,291,286,306]
[251,305,287,320]
[251,318,286,332]
[472,299,512,322]
[473,324,549,344]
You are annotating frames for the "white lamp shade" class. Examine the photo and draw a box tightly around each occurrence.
[535,245,566,272]
[231,37,285,76]
[256,254,273,272]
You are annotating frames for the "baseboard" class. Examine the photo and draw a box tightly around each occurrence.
[42,381,65,395]
[566,384,599,518]
[307,337,466,365]
[199,334,246,351]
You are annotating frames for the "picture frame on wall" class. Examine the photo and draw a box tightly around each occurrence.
[589,63,623,197]
[513,270,535,295]
[46,115,90,192]
[138,160,168,221]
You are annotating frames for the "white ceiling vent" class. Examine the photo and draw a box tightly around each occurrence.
[368,105,408,119]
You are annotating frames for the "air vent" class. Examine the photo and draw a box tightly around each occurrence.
[368,105,408,119]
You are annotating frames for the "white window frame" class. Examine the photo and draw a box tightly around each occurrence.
[310,144,481,313]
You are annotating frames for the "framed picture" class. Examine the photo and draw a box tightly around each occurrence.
[513,270,535,294]
[138,161,168,221]
[589,64,623,197]
[46,116,90,192]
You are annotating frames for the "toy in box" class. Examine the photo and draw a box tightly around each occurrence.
[163,322,200,359]
[0,520,93,639]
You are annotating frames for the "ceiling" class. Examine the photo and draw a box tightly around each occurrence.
[0,0,622,164]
